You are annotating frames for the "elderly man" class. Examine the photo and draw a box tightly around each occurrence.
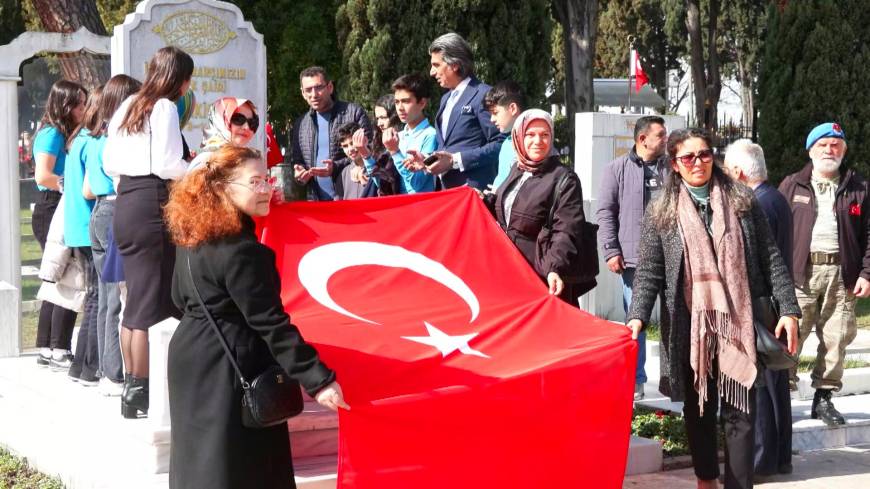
[778,123,870,426]
[422,33,505,190]
[291,66,373,201]
[596,116,669,401]
[724,139,794,476]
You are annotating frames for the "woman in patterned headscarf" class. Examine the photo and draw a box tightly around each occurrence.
[188,97,259,172]
[485,109,588,305]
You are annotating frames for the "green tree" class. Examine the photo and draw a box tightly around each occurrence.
[0,0,26,45]
[758,0,870,183]
[719,0,766,129]
[336,0,553,116]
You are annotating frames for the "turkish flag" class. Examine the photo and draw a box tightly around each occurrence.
[258,188,637,488]
[631,49,650,94]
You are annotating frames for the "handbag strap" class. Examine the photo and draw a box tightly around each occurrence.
[545,173,571,229]
[186,254,251,389]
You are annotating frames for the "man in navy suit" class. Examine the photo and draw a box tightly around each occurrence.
[422,33,506,190]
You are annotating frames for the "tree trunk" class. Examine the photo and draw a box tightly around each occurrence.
[552,0,598,156]
[705,0,721,131]
[736,49,754,129]
[30,0,109,90]
[685,0,706,128]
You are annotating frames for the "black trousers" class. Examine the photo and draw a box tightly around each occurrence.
[32,190,77,350]
[754,368,792,474]
[70,247,100,378]
[683,364,756,489]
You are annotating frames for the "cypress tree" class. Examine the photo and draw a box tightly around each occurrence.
[758,0,870,183]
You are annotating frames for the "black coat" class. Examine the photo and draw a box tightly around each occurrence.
[168,218,335,489]
[487,156,586,303]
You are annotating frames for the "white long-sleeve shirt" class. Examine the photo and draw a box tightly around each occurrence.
[103,96,188,180]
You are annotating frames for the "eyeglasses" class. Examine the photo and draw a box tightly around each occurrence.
[301,83,329,95]
[230,113,260,132]
[674,149,714,167]
[228,177,274,194]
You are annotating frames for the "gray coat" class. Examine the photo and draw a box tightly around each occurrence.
[627,188,800,402]
[596,149,670,267]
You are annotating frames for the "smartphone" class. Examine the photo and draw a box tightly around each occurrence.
[422,154,439,166]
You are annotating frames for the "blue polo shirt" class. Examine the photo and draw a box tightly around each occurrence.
[63,129,96,247]
[32,125,66,191]
[492,134,516,191]
[391,118,437,193]
[84,135,114,196]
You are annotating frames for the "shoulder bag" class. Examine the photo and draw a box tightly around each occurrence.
[752,296,799,371]
[186,255,304,428]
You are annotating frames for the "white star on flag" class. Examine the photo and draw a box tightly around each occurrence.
[402,322,490,359]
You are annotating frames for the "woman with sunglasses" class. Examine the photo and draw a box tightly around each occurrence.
[188,97,260,172]
[626,128,800,489]
[164,145,347,489]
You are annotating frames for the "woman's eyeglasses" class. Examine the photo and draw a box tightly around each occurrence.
[674,149,714,167]
[229,177,274,194]
[230,113,260,132]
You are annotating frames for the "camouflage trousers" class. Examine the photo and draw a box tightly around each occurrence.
[791,263,858,391]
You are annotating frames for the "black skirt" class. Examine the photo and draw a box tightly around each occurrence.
[113,175,180,329]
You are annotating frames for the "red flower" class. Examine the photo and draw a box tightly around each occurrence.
[833,123,842,133]
[850,203,861,216]
[655,410,666,419]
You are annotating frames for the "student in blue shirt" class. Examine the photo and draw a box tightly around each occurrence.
[31,80,87,370]
[85,74,142,395]
[387,73,436,193]
[63,86,104,385]
[483,81,525,191]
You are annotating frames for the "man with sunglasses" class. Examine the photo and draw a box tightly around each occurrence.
[778,122,870,427]
[596,115,669,402]
[290,66,373,201]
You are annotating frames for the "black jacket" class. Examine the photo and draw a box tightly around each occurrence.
[168,218,334,488]
[486,156,586,302]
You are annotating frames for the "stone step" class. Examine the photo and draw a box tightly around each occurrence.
[289,401,339,459]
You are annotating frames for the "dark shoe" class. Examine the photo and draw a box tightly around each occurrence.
[78,368,100,387]
[66,362,82,382]
[36,354,51,367]
[778,463,793,474]
[121,376,149,419]
[811,389,846,426]
[50,353,74,371]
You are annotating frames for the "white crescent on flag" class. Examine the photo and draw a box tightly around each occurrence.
[297,241,481,325]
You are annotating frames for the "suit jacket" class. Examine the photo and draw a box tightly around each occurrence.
[435,77,506,190]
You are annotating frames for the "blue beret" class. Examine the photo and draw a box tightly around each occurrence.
[806,122,845,150]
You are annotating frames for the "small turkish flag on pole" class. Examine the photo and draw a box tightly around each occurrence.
[630,48,649,94]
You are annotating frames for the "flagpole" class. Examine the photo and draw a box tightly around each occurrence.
[627,36,635,114]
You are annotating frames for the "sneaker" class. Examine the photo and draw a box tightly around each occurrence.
[99,378,125,397]
[36,354,51,367]
[78,368,100,387]
[50,353,74,371]
[634,383,645,401]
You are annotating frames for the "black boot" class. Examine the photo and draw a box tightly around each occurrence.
[121,376,149,419]
[811,389,845,426]
[121,372,132,399]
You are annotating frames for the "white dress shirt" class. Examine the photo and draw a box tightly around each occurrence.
[103,96,188,180]
[440,76,471,139]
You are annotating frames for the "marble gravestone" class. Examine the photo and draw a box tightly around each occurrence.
[112,0,266,152]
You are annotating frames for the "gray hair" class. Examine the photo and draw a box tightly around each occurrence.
[725,139,768,182]
[429,33,474,78]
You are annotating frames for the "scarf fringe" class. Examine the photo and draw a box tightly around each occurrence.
[718,370,751,414]
[696,309,752,415]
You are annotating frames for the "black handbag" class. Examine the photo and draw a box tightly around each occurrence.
[535,172,599,296]
[186,255,304,428]
[752,296,799,371]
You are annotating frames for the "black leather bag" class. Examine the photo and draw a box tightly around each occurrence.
[752,296,799,371]
[535,173,599,296]
[186,256,304,428]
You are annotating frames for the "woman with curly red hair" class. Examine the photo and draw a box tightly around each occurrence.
[164,145,348,489]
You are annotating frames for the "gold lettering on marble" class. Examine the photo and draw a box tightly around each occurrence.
[152,10,237,55]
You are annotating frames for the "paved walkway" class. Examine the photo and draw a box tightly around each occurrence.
[624,444,870,488]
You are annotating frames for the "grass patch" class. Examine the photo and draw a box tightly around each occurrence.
[857,297,870,329]
[21,238,41,266]
[797,355,870,373]
[644,323,661,342]
[0,446,65,488]
[21,309,38,350]
[21,277,41,303]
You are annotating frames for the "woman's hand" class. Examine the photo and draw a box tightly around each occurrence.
[625,319,643,340]
[775,315,799,355]
[547,272,564,296]
[315,381,350,411]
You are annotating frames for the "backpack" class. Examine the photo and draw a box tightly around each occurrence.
[535,172,599,296]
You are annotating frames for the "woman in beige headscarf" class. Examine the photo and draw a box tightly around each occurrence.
[485,109,587,305]
[188,97,259,172]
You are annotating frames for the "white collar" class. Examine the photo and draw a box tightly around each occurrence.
[451,77,472,98]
